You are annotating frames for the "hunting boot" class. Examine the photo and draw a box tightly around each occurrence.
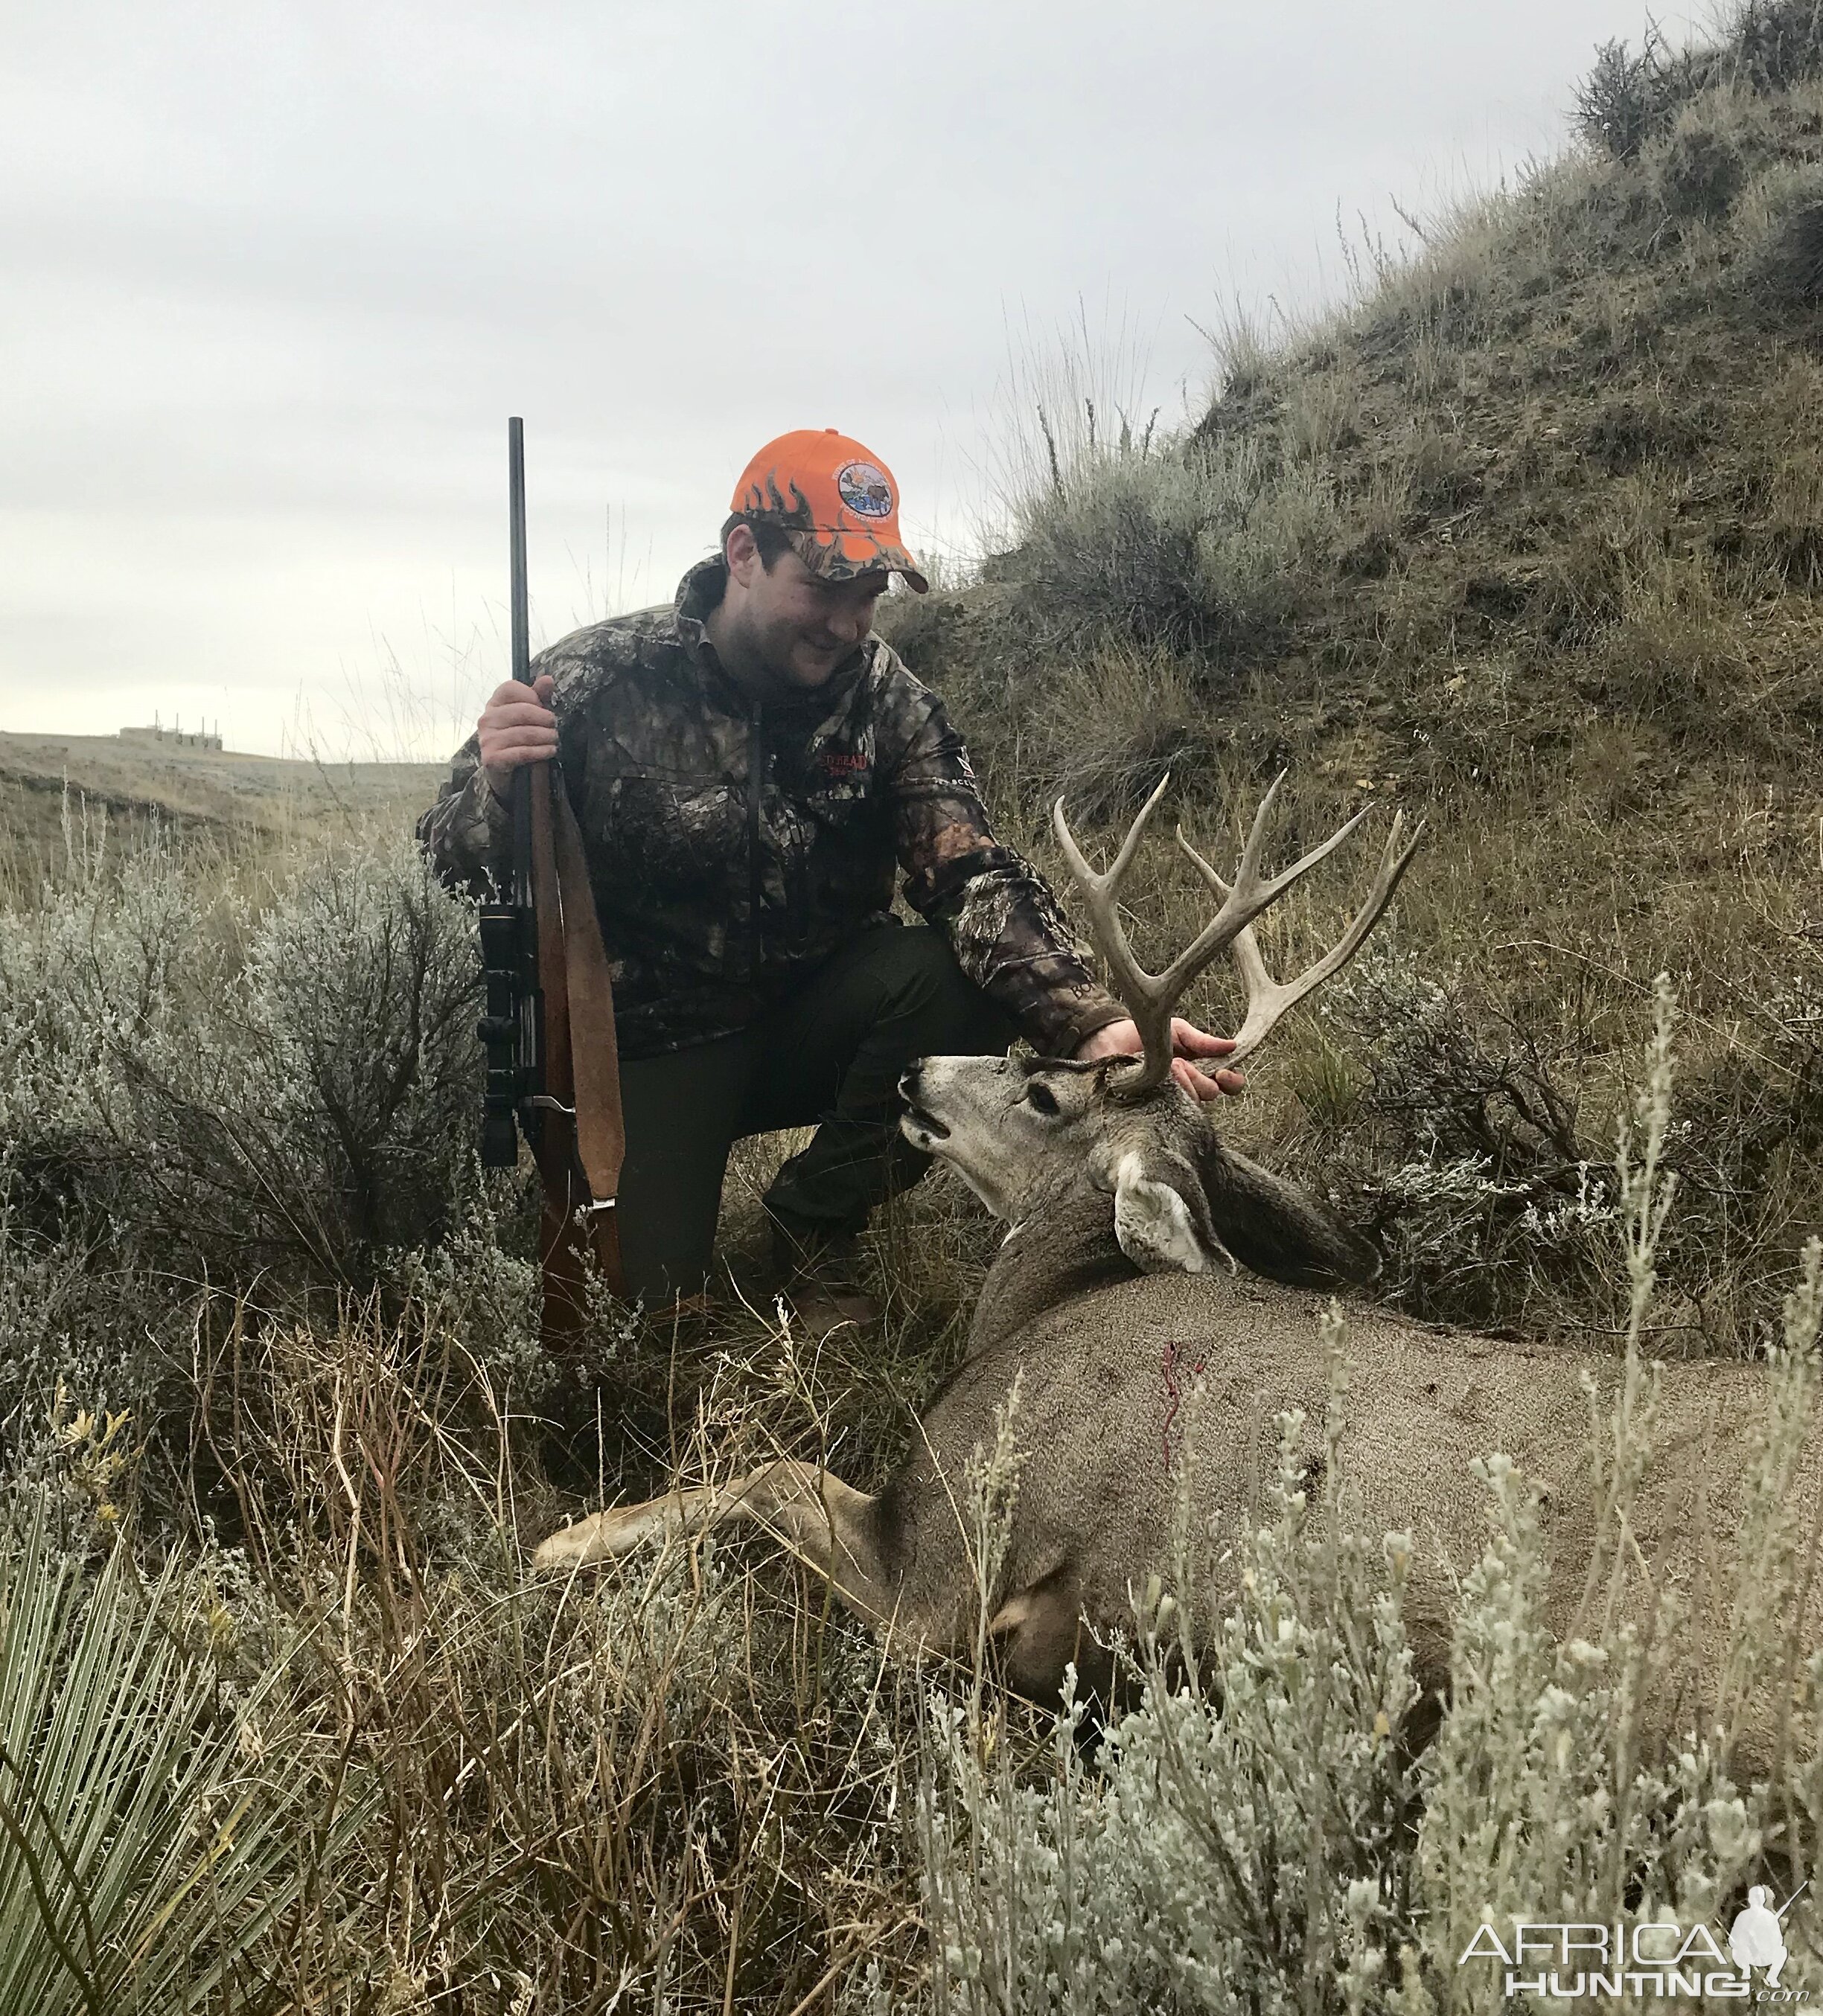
[769,1215,881,1339]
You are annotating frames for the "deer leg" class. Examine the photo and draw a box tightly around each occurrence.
[532,1461,913,1637]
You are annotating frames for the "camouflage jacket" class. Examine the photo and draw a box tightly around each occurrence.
[418,557,1126,1061]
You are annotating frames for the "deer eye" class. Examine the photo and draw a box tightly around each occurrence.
[1026,1081,1060,1116]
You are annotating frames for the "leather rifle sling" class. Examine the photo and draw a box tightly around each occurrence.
[549,775,626,1293]
[526,764,588,1339]
[526,763,628,1335]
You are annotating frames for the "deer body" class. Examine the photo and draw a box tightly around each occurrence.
[538,1084,1818,1718]
[534,776,1819,1740]
[925,1180,1816,1705]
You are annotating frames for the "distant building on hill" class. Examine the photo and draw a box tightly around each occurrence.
[118,714,223,752]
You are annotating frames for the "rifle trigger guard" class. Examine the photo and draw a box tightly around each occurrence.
[529,1095,575,1116]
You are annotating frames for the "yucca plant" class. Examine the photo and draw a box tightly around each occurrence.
[0,1495,367,2016]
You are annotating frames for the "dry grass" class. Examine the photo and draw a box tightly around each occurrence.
[0,730,444,897]
[167,1293,933,2010]
[0,809,1013,2006]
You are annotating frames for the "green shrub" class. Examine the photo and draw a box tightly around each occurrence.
[1576,34,1679,161]
[0,1492,370,2015]
[0,1203,163,1444]
[1304,945,1611,1331]
[1011,448,1229,651]
[1576,4,1823,163]
[0,822,487,1291]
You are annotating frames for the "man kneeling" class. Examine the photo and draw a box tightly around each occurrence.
[419,428,1239,1333]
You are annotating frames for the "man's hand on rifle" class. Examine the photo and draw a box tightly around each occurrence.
[479,672,558,801]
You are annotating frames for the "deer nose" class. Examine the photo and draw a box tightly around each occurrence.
[898,1063,922,1099]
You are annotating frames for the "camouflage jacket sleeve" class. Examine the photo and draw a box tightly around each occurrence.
[882,662,1128,1057]
[415,731,511,893]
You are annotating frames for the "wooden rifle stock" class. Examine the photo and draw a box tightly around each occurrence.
[528,761,627,1327]
[481,418,625,1335]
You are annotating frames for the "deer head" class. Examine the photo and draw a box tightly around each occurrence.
[900,774,1423,1288]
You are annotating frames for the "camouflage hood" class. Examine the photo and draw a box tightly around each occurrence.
[418,558,1125,1060]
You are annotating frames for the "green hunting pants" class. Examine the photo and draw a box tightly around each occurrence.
[616,922,1016,1307]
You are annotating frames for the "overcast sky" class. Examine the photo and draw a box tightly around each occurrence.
[4,1,1676,760]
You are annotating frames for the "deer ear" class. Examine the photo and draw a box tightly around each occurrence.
[1196,1141,1379,1287]
[1098,1146,1233,1276]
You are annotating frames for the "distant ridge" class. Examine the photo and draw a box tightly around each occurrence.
[0,729,444,871]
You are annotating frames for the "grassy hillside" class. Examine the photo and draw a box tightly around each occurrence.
[3,8,1823,2010]
[884,4,1823,1348]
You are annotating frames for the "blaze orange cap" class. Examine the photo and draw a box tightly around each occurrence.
[729,428,928,594]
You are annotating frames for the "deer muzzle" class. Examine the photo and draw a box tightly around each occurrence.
[897,1063,953,1145]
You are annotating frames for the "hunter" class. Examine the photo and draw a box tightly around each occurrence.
[418,429,1241,1331]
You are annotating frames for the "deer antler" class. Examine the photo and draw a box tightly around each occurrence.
[1176,809,1425,1069]
[1053,772,1424,1097]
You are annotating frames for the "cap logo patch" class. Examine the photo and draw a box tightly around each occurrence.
[835,460,894,519]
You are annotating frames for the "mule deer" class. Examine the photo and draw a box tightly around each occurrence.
[534,776,1823,1739]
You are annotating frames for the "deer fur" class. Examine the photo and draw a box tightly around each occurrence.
[533,784,1822,1755]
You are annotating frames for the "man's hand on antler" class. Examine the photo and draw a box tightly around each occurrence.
[1074,1017,1245,1100]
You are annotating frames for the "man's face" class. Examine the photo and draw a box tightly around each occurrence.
[727,530,889,690]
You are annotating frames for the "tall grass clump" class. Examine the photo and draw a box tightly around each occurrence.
[1009,432,1346,656]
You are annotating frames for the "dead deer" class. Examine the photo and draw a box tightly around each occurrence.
[534,776,1823,1743]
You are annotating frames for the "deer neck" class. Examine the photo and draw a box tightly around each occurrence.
[967,1181,1138,1357]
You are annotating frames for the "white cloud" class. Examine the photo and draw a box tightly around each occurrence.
[2,0,1663,756]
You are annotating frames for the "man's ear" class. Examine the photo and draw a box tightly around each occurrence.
[1195,1140,1379,1287]
[724,519,762,587]
[1093,1144,1233,1276]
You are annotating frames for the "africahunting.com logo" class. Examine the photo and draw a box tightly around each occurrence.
[1460,1887,1808,2000]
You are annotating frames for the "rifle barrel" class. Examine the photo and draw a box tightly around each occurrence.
[508,416,531,686]
[506,418,536,918]
[477,415,543,1168]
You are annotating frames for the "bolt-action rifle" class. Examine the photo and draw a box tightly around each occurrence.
[476,418,625,1330]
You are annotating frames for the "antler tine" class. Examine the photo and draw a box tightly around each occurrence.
[1053,774,1181,1094]
[1178,810,1428,1067]
[1050,771,1173,906]
[1152,773,1375,1010]
[1054,772,1425,1100]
